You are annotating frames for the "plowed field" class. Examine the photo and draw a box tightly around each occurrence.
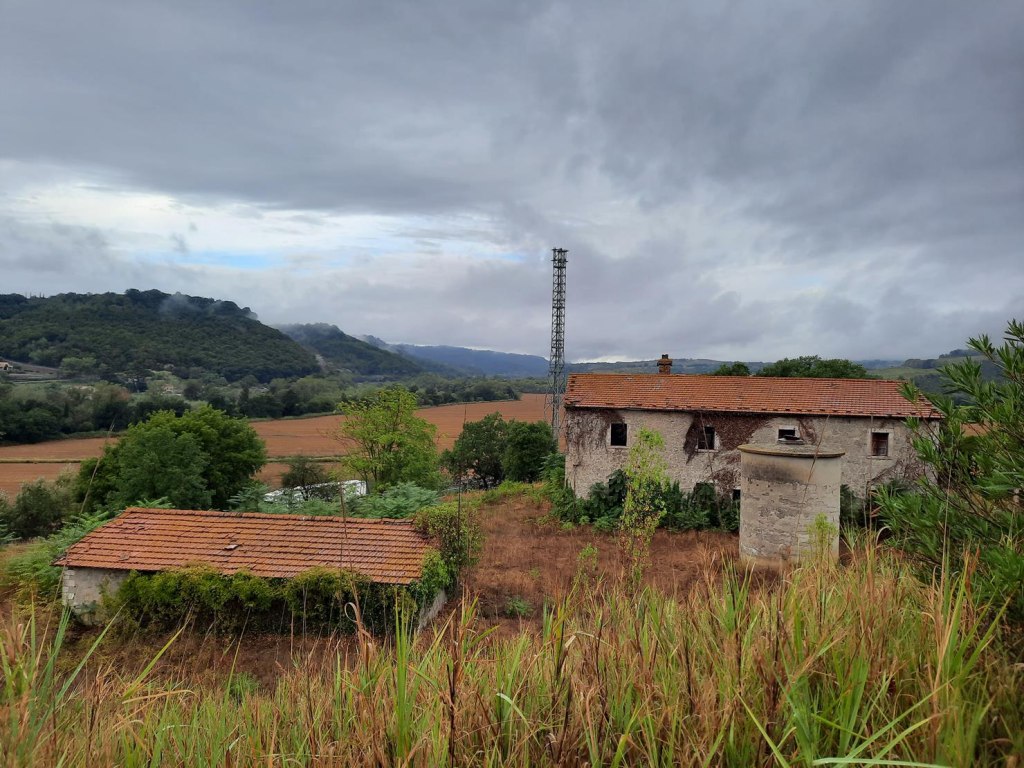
[0,394,548,497]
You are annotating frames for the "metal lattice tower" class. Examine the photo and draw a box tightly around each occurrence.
[547,248,568,438]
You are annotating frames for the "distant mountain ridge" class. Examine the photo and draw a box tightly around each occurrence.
[278,323,424,377]
[0,289,317,382]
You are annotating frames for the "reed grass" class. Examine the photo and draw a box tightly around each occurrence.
[1,542,1021,766]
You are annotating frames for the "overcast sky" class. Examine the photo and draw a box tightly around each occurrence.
[1,1,1022,362]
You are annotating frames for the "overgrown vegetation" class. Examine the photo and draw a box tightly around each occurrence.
[74,406,266,512]
[1,543,1021,764]
[547,459,740,533]
[349,483,440,519]
[441,413,556,488]
[336,387,442,491]
[109,561,446,635]
[0,512,111,599]
[0,475,74,540]
[618,427,669,590]
[879,319,1024,625]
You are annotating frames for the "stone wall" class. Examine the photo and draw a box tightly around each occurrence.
[61,567,128,623]
[564,407,927,497]
[738,445,843,565]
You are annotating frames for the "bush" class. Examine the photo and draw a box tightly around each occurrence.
[504,596,533,618]
[839,484,869,530]
[877,321,1024,625]
[502,421,557,482]
[349,483,439,519]
[112,559,444,635]
[0,512,110,599]
[283,567,370,632]
[1,477,74,540]
[414,501,483,580]
[279,457,332,499]
[547,462,736,533]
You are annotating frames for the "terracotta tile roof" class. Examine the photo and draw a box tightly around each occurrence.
[56,508,433,585]
[565,373,941,419]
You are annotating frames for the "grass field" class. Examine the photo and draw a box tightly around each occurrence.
[1,490,1021,764]
[0,395,548,497]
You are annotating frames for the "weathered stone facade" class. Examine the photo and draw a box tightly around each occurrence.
[61,567,128,623]
[564,407,924,497]
[738,443,843,565]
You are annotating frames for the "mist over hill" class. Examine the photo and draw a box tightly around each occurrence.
[277,323,424,377]
[0,290,317,382]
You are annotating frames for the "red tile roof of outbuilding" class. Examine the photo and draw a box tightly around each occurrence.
[56,508,432,584]
[565,373,940,419]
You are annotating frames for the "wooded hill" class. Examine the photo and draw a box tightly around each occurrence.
[278,323,424,377]
[0,290,318,383]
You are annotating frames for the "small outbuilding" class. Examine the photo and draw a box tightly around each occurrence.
[56,507,446,625]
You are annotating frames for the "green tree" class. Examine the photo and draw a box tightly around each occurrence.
[77,406,266,512]
[619,428,669,591]
[336,387,441,491]
[710,361,751,376]
[878,319,1024,624]
[502,421,557,482]
[0,477,73,539]
[106,423,212,510]
[756,355,870,378]
[280,456,332,500]
[441,413,508,488]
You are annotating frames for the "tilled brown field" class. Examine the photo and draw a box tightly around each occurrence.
[0,395,547,497]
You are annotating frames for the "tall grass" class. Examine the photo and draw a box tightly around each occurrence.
[1,543,1021,766]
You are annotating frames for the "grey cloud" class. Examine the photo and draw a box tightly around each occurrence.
[0,1,1022,360]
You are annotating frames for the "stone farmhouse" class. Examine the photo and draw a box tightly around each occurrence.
[563,356,941,499]
[56,507,445,625]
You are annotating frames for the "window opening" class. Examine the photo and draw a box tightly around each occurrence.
[610,422,627,447]
[697,425,716,450]
[871,431,889,457]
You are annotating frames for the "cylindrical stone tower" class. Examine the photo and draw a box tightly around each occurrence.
[738,441,845,567]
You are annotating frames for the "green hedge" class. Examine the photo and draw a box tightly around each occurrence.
[109,553,449,634]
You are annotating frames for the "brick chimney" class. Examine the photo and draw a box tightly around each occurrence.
[657,354,673,375]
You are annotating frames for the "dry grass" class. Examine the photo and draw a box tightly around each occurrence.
[465,495,745,631]
[1,536,1021,765]
[16,495,737,689]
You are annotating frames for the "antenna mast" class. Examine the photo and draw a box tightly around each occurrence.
[547,248,568,439]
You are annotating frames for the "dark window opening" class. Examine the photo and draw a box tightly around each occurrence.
[778,428,797,440]
[610,422,627,447]
[871,431,889,457]
[697,425,716,450]
[732,488,741,502]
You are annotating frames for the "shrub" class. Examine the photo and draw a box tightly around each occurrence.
[414,501,483,581]
[0,512,111,600]
[283,567,369,632]
[479,480,537,505]
[547,462,736,533]
[839,484,869,530]
[349,483,439,519]
[504,596,533,618]
[112,562,440,635]
[878,320,1024,625]
[502,421,557,482]
[279,457,332,499]
[1,477,74,540]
